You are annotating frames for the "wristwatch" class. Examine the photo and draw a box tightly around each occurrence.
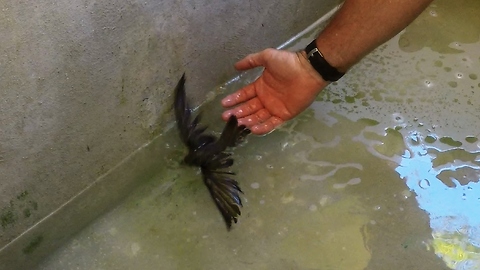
[305,40,344,82]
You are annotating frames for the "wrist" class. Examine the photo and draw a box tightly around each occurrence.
[296,51,329,94]
[304,39,346,81]
[314,38,350,73]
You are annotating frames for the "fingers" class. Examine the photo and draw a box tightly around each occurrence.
[221,97,264,121]
[221,83,257,108]
[223,106,283,135]
[224,48,283,135]
[250,116,284,135]
[235,108,271,126]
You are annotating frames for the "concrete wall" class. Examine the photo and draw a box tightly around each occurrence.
[0,0,340,268]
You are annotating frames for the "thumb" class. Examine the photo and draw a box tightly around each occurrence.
[234,49,271,71]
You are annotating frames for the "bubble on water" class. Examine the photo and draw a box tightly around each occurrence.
[319,196,329,207]
[429,10,437,17]
[424,80,433,87]
[108,227,118,236]
[448,81,458,88]
[409,132,420,145]
[453,42,461,48]
[255,155,262,160]
[333,183,346,189]
[250,182,260,189]
[392,113,404,123]
[418,179,430,189]
[332,178,361,189]
[401,189,412,199]
[374,205,381,211]
[348,178,361,185]
[131,243,140,256]
[456,73,464,79]
[281,193,294,204]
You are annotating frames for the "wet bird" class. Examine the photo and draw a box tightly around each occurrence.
[174,73,250,230]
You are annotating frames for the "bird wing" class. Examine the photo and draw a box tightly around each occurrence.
[198,115,251,163]
[216,115,251,148]
[174,73,216,150]
[174,73,251,230]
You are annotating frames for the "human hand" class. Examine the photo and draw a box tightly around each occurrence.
[221,48,328,135]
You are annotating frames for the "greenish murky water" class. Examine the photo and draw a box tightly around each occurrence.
[38,0,479,269]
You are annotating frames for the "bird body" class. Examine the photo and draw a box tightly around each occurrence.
[174,74,250,229]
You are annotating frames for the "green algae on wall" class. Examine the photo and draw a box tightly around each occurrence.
[23,236,44,255]
[1,191,38,230]
[1,210,16,229]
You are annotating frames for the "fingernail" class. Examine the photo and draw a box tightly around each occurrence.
[222,111,231,119]
[222,98,232,106]
[251,125,259,132]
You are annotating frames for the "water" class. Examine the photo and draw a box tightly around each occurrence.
[38,0,479,269]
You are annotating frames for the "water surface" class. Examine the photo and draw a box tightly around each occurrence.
[38,1,479,269]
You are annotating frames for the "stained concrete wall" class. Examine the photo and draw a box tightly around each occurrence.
[0,0,340,268]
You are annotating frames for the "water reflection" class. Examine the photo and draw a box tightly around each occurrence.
[396,134,480,268]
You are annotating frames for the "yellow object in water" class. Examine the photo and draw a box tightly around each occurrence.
[431,236,480,269]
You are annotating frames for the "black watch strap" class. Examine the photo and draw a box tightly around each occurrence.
[305,40,344,82]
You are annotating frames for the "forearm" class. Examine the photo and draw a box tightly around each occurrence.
[222,0,432,134]
[317,0,433,72]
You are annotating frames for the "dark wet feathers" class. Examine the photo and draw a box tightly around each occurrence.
[174,73,250,229]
